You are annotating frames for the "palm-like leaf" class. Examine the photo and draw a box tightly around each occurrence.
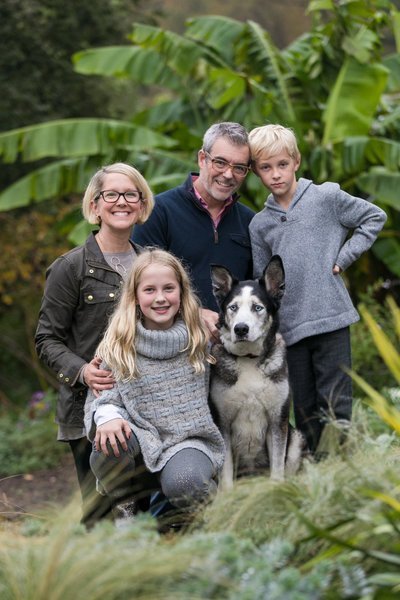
[0,119,176,164]
[246,20,296,123]
[322,59,389,143]
[73,46,180,88]
[357,166,400,210]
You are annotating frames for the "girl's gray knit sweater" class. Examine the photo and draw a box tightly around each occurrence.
[250,178,387,346]
[84,320,225,473]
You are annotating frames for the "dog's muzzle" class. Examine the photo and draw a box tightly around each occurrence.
[234,322,249,339]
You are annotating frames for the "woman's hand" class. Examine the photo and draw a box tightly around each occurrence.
[83,357,116,397]
[95,418,131,457]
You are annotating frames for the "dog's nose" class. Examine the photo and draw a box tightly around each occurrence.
[234,323,249,338]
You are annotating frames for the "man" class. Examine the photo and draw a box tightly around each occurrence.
[132,122,255,339]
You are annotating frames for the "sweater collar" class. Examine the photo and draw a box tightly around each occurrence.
[136,319,188,359]
[266,177,313,212]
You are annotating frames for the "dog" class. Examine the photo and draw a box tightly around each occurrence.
[209,255,305,489]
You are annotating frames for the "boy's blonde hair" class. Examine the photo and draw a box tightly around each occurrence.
[249,124,301,163]
[96,248,214,380]
[81,162,154,225]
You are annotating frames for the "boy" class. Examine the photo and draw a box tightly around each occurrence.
[249,124,387,453]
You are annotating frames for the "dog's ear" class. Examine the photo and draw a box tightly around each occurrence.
[210,264,235,305]
[262,255,285,300]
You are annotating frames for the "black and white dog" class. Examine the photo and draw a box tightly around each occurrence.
[210,255,305,488]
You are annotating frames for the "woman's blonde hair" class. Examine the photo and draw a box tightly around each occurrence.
[81,162,154,225]
[249,124,301,163]
[96,248,214,380]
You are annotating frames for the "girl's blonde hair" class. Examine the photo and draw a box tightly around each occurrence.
[96,249,214,380]
[81,162,154,225]
[249,124,301,163]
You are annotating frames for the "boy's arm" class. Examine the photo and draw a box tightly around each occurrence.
[249,219,273,278]
[334,190,387,271]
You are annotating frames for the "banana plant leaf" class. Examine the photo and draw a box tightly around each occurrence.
[73,46,180,89]
[246,20,296,123]
[357,167,400,210]
[322,59,388,144]
[0,119,176,163]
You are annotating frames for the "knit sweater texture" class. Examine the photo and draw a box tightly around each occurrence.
[132,173,255,311]
[250,178,387,346]
[84,319,225,473]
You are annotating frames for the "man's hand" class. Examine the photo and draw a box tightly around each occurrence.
[83,356,115,397]
[95,418,131,457]
[200,308,220,342]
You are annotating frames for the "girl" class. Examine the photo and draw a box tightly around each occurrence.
[84,249,225,522]
[35,163,154,527]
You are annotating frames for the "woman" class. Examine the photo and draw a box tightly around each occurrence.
[35,163,154,526]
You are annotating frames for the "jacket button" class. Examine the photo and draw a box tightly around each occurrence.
[109,293,115,298]
[65,377,70,383]
[59,373,64,379]
[88,295,94,301]
[280,215,287,222]
[89,269,94,274]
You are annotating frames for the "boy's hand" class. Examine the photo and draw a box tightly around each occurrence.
[333,264,341,275]
[95,418,131,457]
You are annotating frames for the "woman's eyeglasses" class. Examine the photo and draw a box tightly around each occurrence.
[97,190,143,204]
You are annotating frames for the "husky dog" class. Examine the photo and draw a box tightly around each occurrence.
[210,255,305,488]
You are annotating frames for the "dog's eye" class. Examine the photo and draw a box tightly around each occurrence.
[228,304,238,312]
[254,304,264,312]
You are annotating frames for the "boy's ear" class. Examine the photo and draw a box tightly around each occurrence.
[295,154,301,172]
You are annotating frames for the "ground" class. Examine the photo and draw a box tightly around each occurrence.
[0,453,79,520]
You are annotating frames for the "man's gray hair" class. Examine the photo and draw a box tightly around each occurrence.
[202,122,249,153]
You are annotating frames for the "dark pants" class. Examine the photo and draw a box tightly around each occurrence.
[68,438,113,527]
[286,327,352,453]
[89,433,216,511]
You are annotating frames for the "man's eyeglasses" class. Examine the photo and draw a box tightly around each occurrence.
[204,150,250,177]
[97,190,143,204]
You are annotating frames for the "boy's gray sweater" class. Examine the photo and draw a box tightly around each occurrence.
[250,178,387,346]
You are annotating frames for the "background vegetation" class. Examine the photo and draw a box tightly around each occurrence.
[0,1,399,596]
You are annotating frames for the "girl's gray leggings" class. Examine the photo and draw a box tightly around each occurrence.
[90,432,216,509]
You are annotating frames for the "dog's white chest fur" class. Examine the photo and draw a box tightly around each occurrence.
[211,354,289,471]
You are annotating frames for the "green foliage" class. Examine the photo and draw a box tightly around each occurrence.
[351,283,398,390]
[0,392,67,476]
[1,403,399,597]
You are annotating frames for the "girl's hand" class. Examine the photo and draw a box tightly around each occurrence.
[95,418,131,457]
[83,357,116,397]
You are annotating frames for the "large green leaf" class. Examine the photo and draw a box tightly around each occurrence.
[206,68,246,109]
[372,238,400,277]
[322,59,388,144]
[0,158,95,210]
[0,119,176,163]
[128,23,219,75]
[185,15,245,65]
[246,20,296,123]
[0,148,193,211]
[383,53,400,93]
[73,46,180,89]
[357,167,400,209]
